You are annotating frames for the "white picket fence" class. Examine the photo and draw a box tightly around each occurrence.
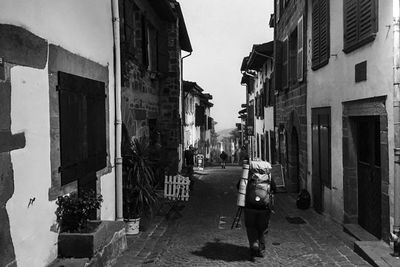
[164,174,190,201]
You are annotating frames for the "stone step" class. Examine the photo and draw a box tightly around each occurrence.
[354,240,400,267]
[48,258,89,267]
[135,218,168,258]
[343,223,379,241]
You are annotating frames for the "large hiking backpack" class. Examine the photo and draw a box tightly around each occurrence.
[245,173,272,209]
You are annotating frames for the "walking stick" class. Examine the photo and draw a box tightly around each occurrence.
[231,207,243,229]
[232,161,249,229]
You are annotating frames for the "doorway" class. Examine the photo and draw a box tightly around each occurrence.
[312,108,331,213]
[356,116,381,238]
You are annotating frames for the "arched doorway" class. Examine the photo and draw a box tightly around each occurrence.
[289,127,300,193]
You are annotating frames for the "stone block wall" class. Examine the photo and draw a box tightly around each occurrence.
[274,0,307,192]
[158,20,182,174]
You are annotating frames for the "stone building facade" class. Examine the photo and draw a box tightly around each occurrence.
[119,0,192,173]
[273,0,307,193]
[183,81,214,159]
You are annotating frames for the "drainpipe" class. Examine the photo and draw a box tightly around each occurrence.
[112,0,123,221]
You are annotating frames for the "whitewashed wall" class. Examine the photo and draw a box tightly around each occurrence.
[0,1,116,266]
[306,0,394,222]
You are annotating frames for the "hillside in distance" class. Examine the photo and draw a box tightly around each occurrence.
[216,128,235,141]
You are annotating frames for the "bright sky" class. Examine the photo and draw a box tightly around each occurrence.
[179,0,274,132]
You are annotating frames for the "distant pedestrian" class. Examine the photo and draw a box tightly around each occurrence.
[239,161,276,260]
[184,145,196,190]
[220,151,228,169]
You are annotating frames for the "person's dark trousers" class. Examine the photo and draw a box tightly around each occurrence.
[187,165,194,190]
[244,208,271,255]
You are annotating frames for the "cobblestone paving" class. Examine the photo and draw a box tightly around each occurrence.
[116,166,370,267]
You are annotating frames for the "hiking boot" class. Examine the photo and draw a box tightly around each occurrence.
[249,248,258,261]
[257,248,266,258]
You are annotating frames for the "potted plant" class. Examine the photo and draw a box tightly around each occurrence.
[55,190,103,233]
[122,137,159,234]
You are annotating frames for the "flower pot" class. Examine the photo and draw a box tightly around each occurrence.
[125,218,140,235]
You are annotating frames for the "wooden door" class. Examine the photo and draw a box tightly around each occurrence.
[357,117,381,238]
[312,108,331,213]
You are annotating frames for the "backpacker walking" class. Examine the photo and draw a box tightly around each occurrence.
[220,151,228,169]
[238,161,276,260]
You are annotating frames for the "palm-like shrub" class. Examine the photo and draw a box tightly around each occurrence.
[123,138,159,219]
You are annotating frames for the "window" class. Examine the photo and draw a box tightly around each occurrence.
[195,105,205,126]
[289,29,298,85]
[58,72,107,185]
[297,16,304,81]
[282,37,288,89]
[260,89,265,119]
[208,117,213,130]
[283,16,304,88]
[141,14,148,67]
[247,102,254,129]
[343,0,378,53]
[312,0,330,70]
[147,24,158,72]
[122,0,139,58]
[312,107,331,189]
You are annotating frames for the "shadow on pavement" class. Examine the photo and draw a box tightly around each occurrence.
[191,239,250,262]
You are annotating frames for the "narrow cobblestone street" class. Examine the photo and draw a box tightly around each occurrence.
[115,166,370,266]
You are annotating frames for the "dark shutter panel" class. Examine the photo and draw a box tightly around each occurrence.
[282,39,288,89]
[123,0,136,58]
[344,0,359,51]
[264,82,268,107]
[359,0,374,40]
[58,72,107,186]
[312,0,330,70]
[248,104,254,129]
[297,16,304,82]
[208,117,213,130]
[149,27,158,71]
[195,105,205,126]
[269,79,274,106]
[86,83,107,173]
[319,0,330,66]
[312,0,320,68]
[274,41,283,91]
[59,89,86,185]
[141,14,149,67]
[158,30,169,73]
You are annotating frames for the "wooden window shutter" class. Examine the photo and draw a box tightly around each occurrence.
[264,81,269,107]
[261,89,265,118]
[319,0,330,65]
[311,0,320,68]
[274,41,283,91]
[248,104,254,128]
[195,105,205,126]
[59,85,87,185]
[312,0,330,70]
[58,72,106,186]
[282,38,289,89]
[255,94,259,118]
[86,84,107,173]
[141,14,149,67]
[343,0,358,48]
[343,0,377,53]
[297,16,304,82]
[157,31,169,73]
